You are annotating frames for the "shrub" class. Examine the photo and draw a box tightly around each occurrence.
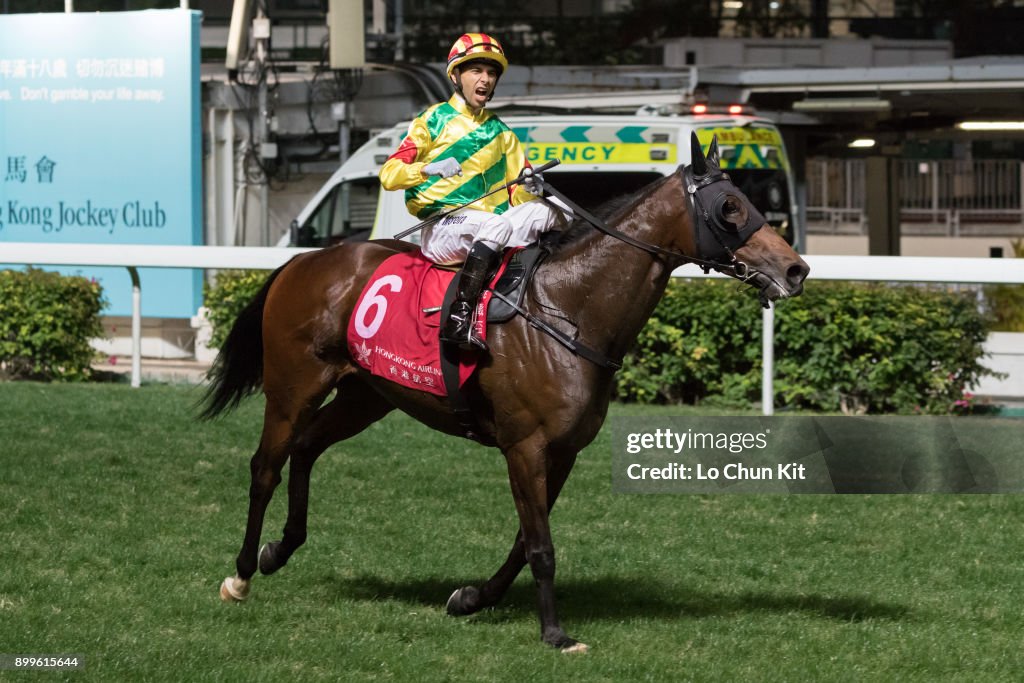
[616,279,998,415]
[616,279,762,408]
[984,284,1024,331]
[983,238,1024,332]
[203,270,269,350]
[0,268,106,381]
[774,282,994,414]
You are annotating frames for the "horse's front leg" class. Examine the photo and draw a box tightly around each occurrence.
[447,451,577,616]
[504,438,587,653]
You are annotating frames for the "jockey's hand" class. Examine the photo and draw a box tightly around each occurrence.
[422,158,463,179]
[522,167,544,195]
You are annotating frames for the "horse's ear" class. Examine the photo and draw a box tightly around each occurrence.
[690,131,708,176]
[706,134,721,168]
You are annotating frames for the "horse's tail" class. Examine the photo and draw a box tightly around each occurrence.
[197,265,286,420]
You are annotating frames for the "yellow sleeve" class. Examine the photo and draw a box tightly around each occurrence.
[378,116,431,191]
[501,130,539,206]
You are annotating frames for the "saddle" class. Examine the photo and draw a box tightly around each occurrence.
[486,238,553,323]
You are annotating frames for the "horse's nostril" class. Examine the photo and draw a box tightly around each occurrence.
[787,261,810,285]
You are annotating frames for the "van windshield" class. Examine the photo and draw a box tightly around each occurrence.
[296,177,380,247]
[542,171,664,212]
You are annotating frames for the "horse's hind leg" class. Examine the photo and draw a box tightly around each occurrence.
[220,366,335,602]
[447,451,577,616]
[219,406,299,601]
[258,377,392,575]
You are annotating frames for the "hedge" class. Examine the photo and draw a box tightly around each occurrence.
[0,268,106,381]
[616,279,997,415]
[203,270,999,415]
[203,269,270,350]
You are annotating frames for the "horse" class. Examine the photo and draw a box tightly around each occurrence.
[202,134,809,653]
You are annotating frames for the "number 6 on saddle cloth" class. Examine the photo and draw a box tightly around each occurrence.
[345,233,560,438]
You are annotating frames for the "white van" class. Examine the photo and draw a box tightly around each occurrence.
[284,111,800,249]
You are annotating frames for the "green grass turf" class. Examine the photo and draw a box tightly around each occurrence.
[1,382,1023,681]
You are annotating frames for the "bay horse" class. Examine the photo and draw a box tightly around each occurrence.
[202,134,809,652]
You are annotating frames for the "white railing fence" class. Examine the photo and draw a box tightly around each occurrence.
[3,243,1024,413]
[1,243,315,387]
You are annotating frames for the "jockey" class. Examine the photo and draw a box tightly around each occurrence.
[379,33,571,351]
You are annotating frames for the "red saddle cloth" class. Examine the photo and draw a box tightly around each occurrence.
[346,250,510,397]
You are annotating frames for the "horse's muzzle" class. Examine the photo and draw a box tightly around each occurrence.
[734,226,810,303]
[755,258,809,302]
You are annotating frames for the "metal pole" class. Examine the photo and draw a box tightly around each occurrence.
[394,0,404,61]
[258,31,270,246]
[127,267,142,388]
[332,99,350,165]
[258,79,269,245]
[339,115,350,164]
[761,302,774,416]
[65,0,73,11]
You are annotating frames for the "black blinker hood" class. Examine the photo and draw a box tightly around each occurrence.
[685,132,766,264]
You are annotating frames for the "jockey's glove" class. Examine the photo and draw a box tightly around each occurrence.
[422,158,463,179]
[522,167,544,195]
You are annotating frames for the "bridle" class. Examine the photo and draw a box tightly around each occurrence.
[538,166,767,285]
[682,166,765,283]
[493,162,777,375]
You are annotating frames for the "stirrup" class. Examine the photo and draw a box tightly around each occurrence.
[440,321,488,352]
[440,305,487,352]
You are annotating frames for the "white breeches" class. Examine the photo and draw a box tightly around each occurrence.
[419,198,573,265]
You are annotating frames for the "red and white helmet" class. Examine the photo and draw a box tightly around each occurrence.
[446,33,508,79]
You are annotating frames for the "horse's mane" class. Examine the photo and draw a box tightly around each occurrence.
[548,173,675,256]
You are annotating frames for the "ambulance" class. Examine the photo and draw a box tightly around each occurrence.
[284,109,801,250]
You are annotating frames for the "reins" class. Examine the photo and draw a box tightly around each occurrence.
[537,167,761,281]
[485,163,766,373]
[539,180,686,265]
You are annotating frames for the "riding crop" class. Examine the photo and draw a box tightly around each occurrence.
[394,159,561,241]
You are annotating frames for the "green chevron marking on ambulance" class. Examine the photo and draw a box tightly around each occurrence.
[615,126,647,143]
[511,126,534,143]
[521,124,675,165]
[560,126,591,143]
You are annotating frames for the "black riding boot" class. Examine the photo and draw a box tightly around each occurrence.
[440,242,501,351]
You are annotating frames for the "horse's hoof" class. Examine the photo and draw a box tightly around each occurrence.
[259,541,285,576]
[446,586,481,617]
[219,576,250,602]
[561,641,589,654]
[544,629,588,653]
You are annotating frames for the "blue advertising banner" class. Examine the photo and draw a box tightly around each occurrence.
[0,10,203,317]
